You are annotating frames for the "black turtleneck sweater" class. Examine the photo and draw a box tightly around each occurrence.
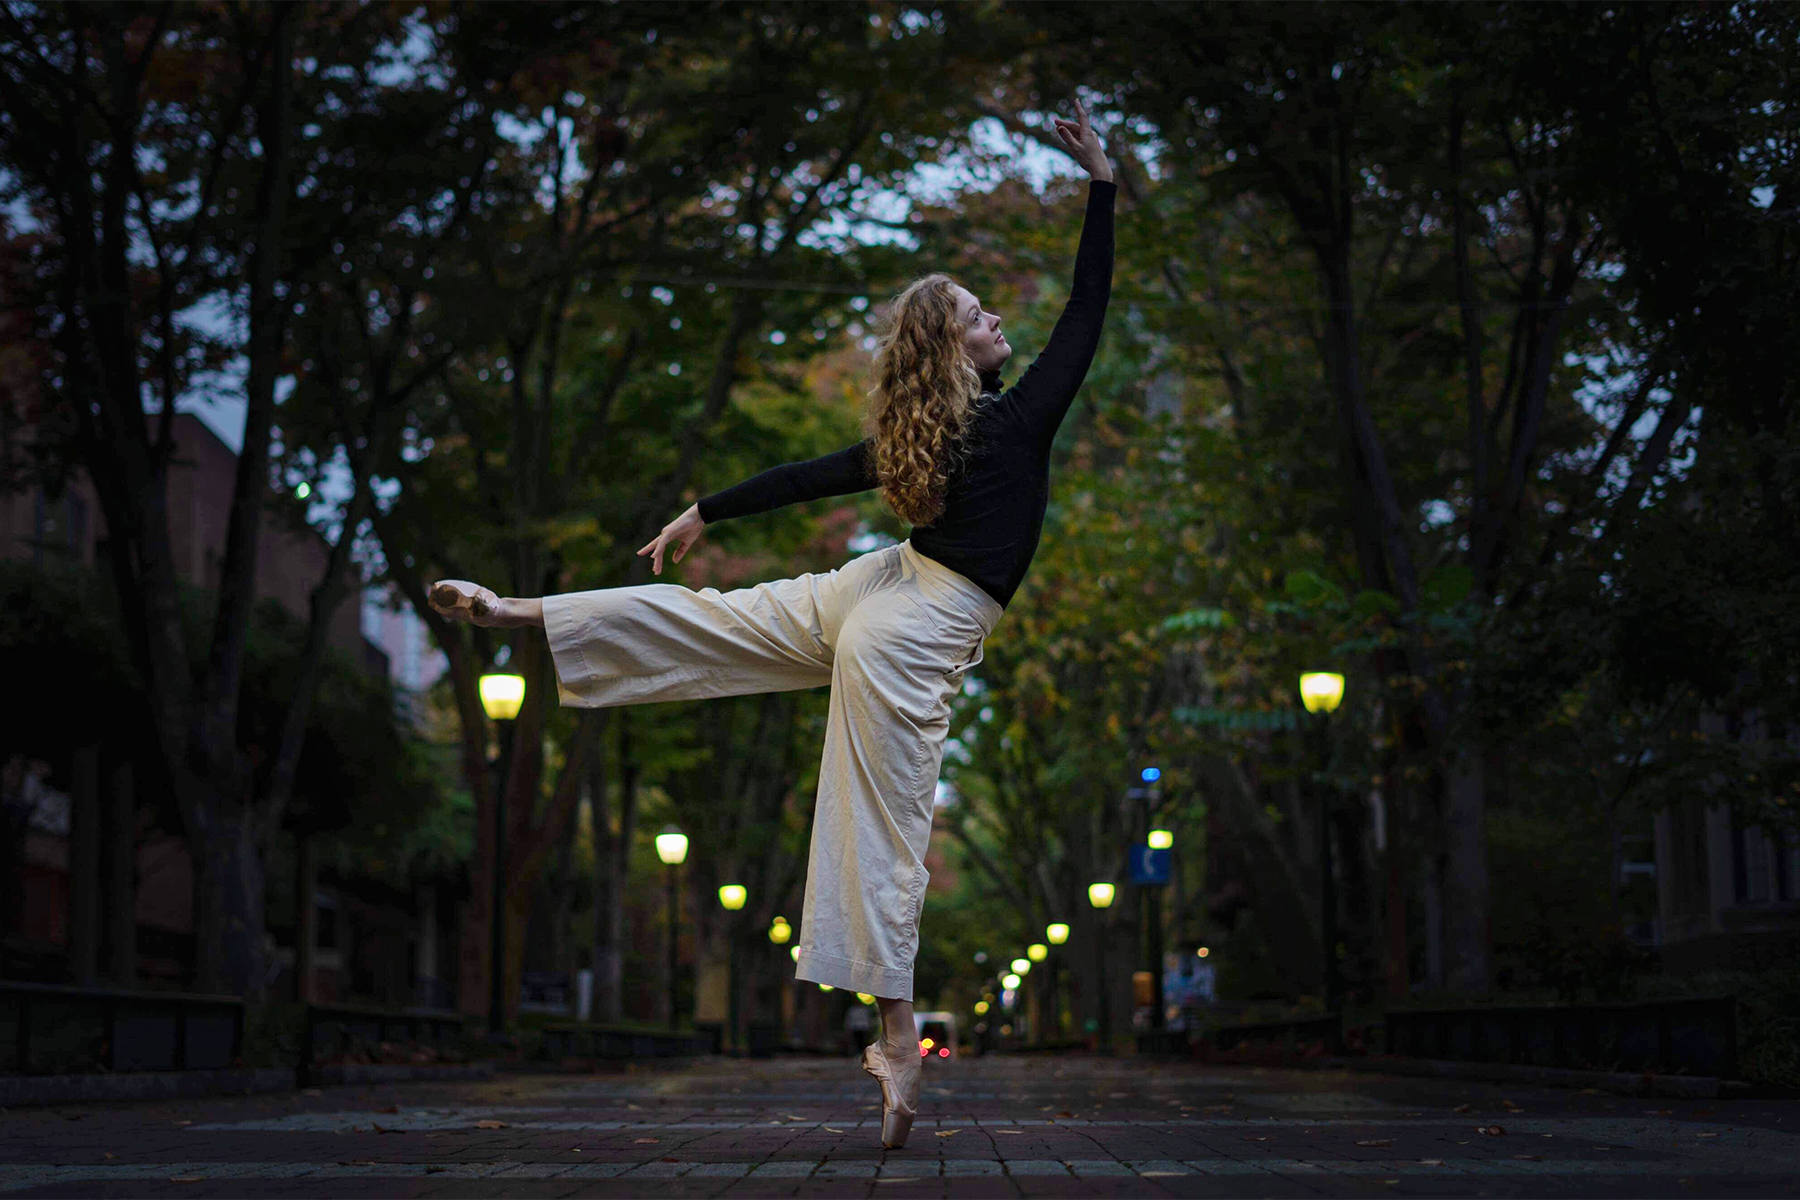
[696,179,1117,610]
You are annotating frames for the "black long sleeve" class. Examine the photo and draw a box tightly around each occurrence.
[1000,179,1117,449]
[694,180,1116,610]
[696,439,876,524]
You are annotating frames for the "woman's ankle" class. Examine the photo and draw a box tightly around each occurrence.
[500,598,544,628]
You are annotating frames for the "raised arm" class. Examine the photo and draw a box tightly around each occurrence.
[1010,97,1116,447]
[1009,182,1116,445]
[695,439,877,524]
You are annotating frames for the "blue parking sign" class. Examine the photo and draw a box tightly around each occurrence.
[1128,844,1171,885]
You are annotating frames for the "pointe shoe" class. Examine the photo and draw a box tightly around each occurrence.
[861,1040,920,1149]
[428,579,504,626]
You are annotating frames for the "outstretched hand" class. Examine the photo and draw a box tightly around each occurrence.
[638,503,706,575]
[1052,95,1112,183]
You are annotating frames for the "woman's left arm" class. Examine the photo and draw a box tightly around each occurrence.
[1010,97,1116,447]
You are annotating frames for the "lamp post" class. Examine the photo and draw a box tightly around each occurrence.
[768,915,791,1049]
[718,884,746,1054]
[1046,923,1069,1039]
[655,827,689,1028]
[1088,882,1115,1054]
[1299,671,1346,1015]
[478,670,524,1037]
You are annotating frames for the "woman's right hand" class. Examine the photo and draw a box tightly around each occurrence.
[638,504,706,575]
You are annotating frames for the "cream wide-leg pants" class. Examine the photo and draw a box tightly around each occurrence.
[541,539,1003,1001]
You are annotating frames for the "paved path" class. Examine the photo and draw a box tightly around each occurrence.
[1,1055,1795,1197]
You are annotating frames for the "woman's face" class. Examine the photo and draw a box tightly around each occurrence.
[950,284,1010,373]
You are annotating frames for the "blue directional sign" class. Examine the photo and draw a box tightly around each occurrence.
[1128,844,1171,886]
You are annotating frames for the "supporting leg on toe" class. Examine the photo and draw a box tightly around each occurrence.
[863,996,920,1148]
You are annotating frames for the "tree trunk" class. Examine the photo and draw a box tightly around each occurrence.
[1440,746,1490,994]
[592,709,640,1023]
[192,813,268,997]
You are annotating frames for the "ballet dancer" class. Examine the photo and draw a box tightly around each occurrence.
[430,96,1113,1148]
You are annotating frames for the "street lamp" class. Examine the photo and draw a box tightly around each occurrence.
[718,884,747,1055]
[1010,957,1031,976]
[768,915,791,944]
[1088,881,1115,1054]
[1042,924,1069,1039]
[1147,828,1173,850]
[1299,671,1345,1015]
[1027,943,1047,962]
[655,826,688,1029]
[478,670,524,1037]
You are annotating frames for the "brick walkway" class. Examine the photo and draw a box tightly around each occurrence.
[1,1055,1795,1197]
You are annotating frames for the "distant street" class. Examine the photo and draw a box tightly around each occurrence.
[1,1056,1795,1198]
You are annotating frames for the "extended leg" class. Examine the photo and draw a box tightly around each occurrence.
[429,580,543,629]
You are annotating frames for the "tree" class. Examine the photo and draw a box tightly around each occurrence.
[0,3,548,994]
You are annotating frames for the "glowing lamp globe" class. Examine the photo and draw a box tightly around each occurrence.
[973,1000,989,1014]
[855,992,874,1004]
[1141,766,1161,782]
[818,983,833,992]
[1027,943,1047,962]
[654,827,688,865]
[718,884,747,910]
[1002,972,1021,990]
[1087,882,1116,909]
[1046,923,1070,945]
[1010,957,1030,976]
[1299,671,1345,715]
[789,946,800,962]
[768,916,792,944]
[1196,946,1211,958]
[478,673,525,721]
[1148,828,1173,850]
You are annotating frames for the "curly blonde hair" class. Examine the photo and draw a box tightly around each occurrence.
[863,273,983,527]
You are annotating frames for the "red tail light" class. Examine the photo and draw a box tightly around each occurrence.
[937,1047,949,1057]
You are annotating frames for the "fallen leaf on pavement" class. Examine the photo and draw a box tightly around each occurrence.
[377,1105,400,1114]
[1477,1125,1506,1137]
[936,1130,960,1138]
[102,1154,115,1161]
[994,1130,1021,1135]
[1056,1110,1074,1118]
[1356,1139,1392,1148]
[1696,1132,1719,1138]
[1243,1136,1269,1142]
[825,1127,846,1133]
[783,1114,809,1122]
[1513,1155,1542,1161]
[1453,1103,1472,1114]
[634,1138,659,1144]
[1419,1159,1443,1166]
[660,1157,678,1163]
[168,1177,205,1184]
[568,1148,582,1153]
[474,1119,508,1130]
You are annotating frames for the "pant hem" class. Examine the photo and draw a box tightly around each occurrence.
[795,947,912,1001]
